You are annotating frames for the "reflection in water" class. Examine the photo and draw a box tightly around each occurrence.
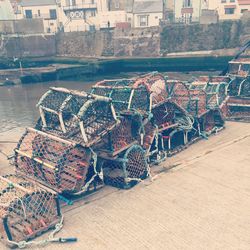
[0,80,94,132]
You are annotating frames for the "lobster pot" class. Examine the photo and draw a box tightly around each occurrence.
[36,87,117,146]
[15,128,99,195]
[228,77,244,97]
[91,79,151,114]
[0,175,60,246]
[102,145,148,189]
[152,100,191,130]
[133,72,168,105]
[228,77,250,98]
[225,97,250,121]
[199,109,225,134]
[95,114,143,157]
[206,83,227,108]
[162,128,187,156]
[240,78,250,97]
[188,89,207,117]
[166,81,191,110]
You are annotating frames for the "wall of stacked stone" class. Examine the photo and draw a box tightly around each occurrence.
[160,21,243,54]
[0,34,56,58]
[0,18,250,59]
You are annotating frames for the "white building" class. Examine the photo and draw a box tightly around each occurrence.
[98,10,126,29]
[0,0,15,20]
[174,0,208,23]
[13,0,60,33]
[174,0,250,23]
[127,0,164,28]
[208,0,250,20]
[60,0,99,31]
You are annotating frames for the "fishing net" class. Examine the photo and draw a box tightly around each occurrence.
[91,79,151,114]
[15,128,101,195]
[94,114,142,157]
[101,145,149,188]
[36,87,117,146]
[224,76,250,120]
[198,109,225,134]
[166,80,191,111]
[190,76,228,109]
[228,59,250,77]
[228,77,245,97]
[133,72,168,105]
[0,174,60,246]
[228,77,250,98]
[225,97,250,120]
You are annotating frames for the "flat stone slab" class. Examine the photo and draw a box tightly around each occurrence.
[0,121,249,249]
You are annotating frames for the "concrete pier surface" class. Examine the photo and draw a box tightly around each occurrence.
[0,121,249,250]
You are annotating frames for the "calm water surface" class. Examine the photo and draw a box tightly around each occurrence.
[0,71,218,133]
[0,80,94,133]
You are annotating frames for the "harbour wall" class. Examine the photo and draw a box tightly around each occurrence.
[0,17,250,60]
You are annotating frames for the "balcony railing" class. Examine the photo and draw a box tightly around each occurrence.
[63,3,97,11]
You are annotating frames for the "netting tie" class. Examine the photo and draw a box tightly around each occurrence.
[7,216,77,249]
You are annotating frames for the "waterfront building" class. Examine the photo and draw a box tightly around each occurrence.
[127,0,164,28]
[0,0,15,20]
[208,0,250,20]
[60,0,98,31]
[174,0,208,23]
[107,0,128,10]
[13,0,60,33]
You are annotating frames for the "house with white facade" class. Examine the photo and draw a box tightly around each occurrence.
[174,0,207,23]
[60,0,99,31]
[13,0,60,33]
[208,0,250,20]
[127,0,164,28]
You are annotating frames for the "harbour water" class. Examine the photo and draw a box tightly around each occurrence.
[0,71,219,133]
[0,80,95,133]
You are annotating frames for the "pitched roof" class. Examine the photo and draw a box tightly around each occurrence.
[133,0,163,13]
[20,0,57,7]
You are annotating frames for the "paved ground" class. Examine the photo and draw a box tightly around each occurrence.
[0,121,249,250]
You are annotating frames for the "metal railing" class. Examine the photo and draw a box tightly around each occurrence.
[63,3,97,11]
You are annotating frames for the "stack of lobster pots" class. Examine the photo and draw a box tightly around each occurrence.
[1,61,249,246]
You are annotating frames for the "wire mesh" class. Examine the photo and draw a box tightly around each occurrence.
[15,128,100,194]
[102,145,148,188]
[36,87,117,146]
[94,114,142,157]
[166,80,191,111]
[133,72,168,105]
[91,79,151,114]
[225,75,250,120]
[224,97,250,120]
[0,174,60,245]
[190,76,228,109]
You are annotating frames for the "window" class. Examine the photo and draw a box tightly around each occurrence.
[68,0,76,6]
[49,9,57,19]
[138,15,148,27]
[91,10,96,17]
[221,0,226,3]
[115,0,120,9]
[25,10,32,18]
[38,10,41,16]
[241,9,248,13]
[225,8,235,14]
[183,0,191,7]
[230,0,235,2]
